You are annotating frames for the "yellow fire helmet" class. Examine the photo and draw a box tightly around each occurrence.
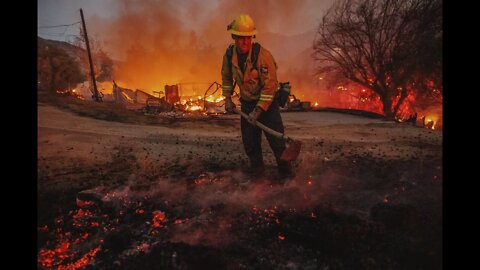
[227,14,257,37]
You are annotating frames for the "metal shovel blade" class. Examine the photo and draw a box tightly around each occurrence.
[280,140,302,161]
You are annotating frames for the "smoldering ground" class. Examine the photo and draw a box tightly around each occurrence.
[38,104,441,269]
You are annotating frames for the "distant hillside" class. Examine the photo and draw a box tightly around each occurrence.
[38,37,86,67]
[38,37,115,93]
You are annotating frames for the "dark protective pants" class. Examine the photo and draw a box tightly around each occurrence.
[240,98,290,170]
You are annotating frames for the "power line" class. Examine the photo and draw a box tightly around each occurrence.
[38,31,81,37]
[38,22,81,29]
[38,32,65,36]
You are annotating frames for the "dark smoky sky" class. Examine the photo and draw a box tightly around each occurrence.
[38,0,335,95]
[38,0,334,41]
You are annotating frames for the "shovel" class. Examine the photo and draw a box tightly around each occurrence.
[233,107,302,162]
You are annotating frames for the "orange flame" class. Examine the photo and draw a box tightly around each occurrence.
[187,105,203,111]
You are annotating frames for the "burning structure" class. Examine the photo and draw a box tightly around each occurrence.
[112,81,172,112]
[111,81,227,114]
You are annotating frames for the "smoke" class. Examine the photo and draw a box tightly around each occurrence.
[77,161,344,248]
[96,164,344,248]
[86,0,335,96]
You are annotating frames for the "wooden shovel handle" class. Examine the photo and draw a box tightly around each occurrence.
[233,107,292,142]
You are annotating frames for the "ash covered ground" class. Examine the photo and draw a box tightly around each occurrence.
[38,101,442,269]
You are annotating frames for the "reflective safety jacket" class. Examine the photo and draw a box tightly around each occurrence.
[221,43,278,111]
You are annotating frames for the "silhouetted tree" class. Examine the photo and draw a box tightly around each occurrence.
[37,44,85,93]
[95,49,114,81]
[313,0,442,119]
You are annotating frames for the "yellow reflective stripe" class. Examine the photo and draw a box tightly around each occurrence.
[256,101,270,112]
[222,85,233,96]
[259,94,274,101]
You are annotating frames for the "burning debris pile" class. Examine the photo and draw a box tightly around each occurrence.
[55,80,442,130]
[56,88,86,101]
[111,81,228,116]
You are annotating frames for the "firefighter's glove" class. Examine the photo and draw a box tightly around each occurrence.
[248,106,263,125]
[225,97,236,113]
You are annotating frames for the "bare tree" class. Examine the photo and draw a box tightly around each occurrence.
[38,44,85,93]
[313,0,442,119]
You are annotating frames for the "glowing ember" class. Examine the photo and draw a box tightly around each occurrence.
[383,196,389,204]
[56,246,101,270]
[136,243,150,252]
[76,198,93,208]
[72,209,94,227]
[152,211,167,228]
[174,219,187,224]
[38,241,71,268]
[278,235,286,241]
[38,238,101,270]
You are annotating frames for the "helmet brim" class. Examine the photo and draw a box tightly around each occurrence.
[228,29,257,37]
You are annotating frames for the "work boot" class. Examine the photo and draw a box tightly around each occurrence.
[248,164,265,177]
[243,161,265,178]
[277,160,292,172]
[277,160,295,180]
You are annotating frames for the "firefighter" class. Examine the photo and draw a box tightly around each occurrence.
[221,14,292,177]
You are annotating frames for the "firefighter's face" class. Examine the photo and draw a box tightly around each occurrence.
[233,35,252,54]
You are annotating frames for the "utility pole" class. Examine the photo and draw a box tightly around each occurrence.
[80,8,101,102]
